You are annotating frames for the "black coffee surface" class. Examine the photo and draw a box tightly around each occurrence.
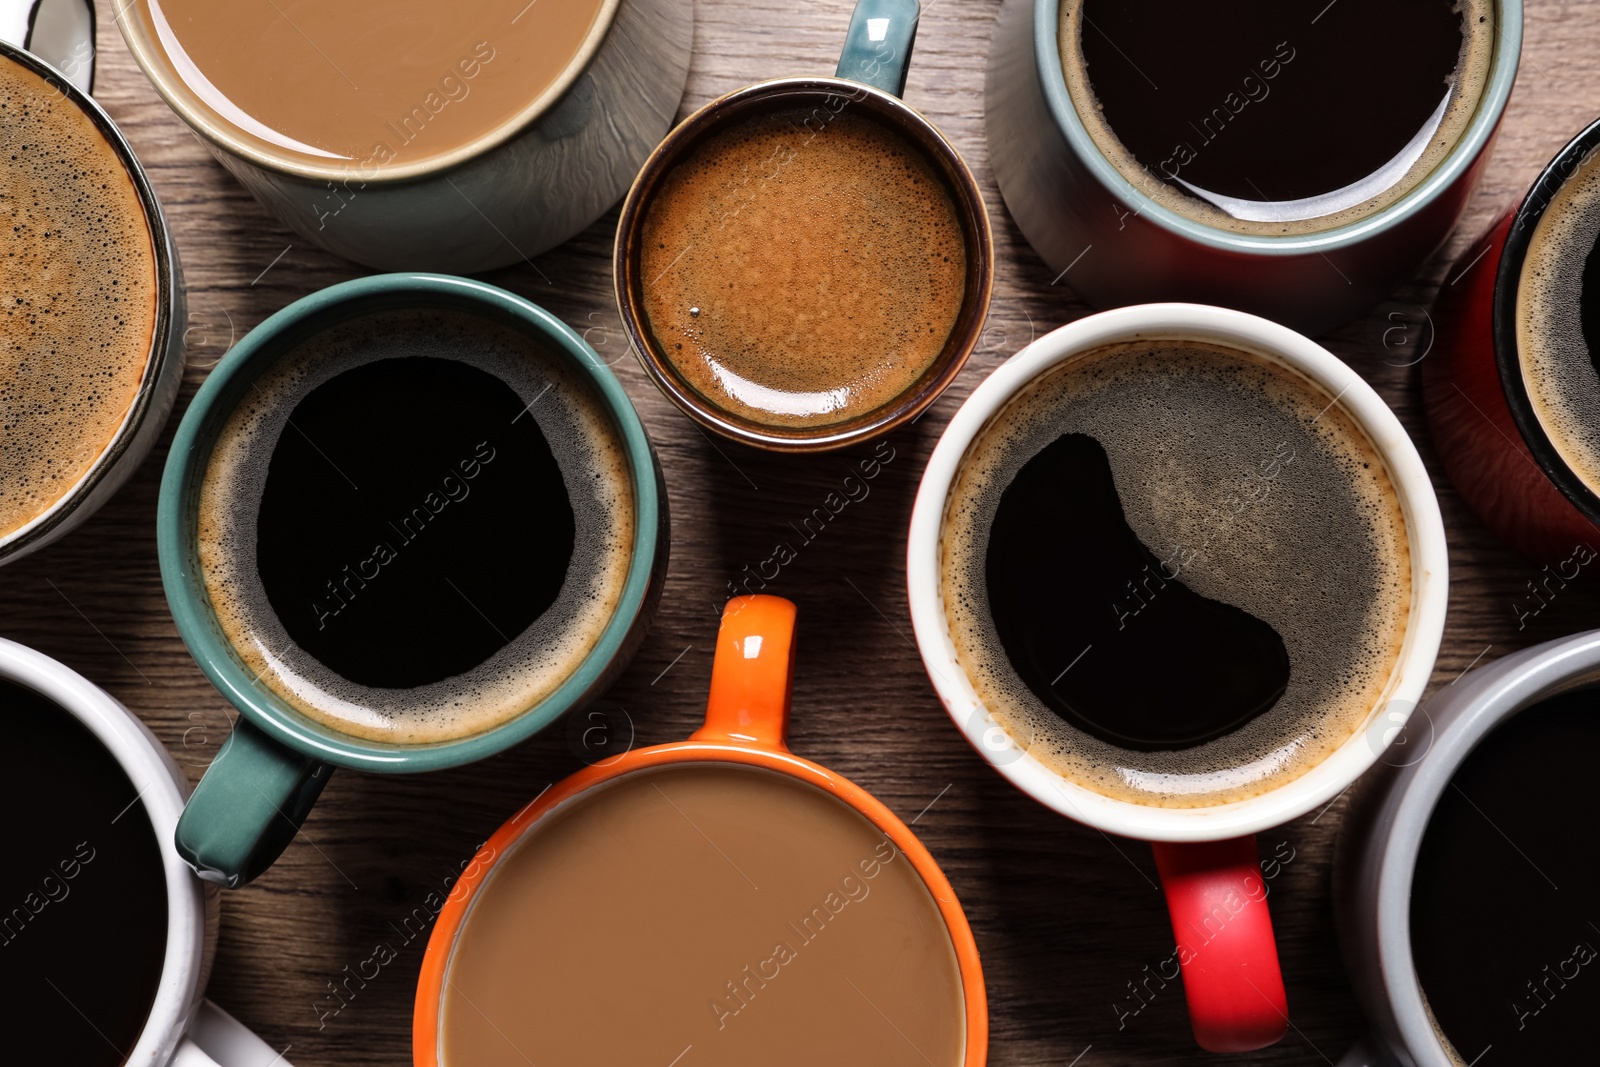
[257,356,575,689]
[1578,225,1600,384]
[1078,0,1464,205]
[0,679,167,1066]
[1411,689,1600,1063]
[985,433,1290,750]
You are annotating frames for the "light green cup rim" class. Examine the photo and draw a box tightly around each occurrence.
[157,273,661,772]
[1032,0,1524,254]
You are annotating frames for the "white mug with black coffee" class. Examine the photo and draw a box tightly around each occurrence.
[908,304,1448,1052]
[0,637,293,1067]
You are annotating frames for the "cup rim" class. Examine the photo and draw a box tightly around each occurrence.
[905,303,1449,842]
[1029,0,1523,253]
[1491,115,1600,528]
[613,75,995,453]
[111,0,623,183]
[156,273,663,772]
[412,740,988,1067]
[0,40,180,563]
[1365,630,1600,1067]
[0,636,207,1066]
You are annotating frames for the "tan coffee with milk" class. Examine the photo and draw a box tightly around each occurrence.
[440,765,965,1067]
[130,0,607,169]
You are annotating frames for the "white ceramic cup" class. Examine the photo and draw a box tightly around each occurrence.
[907,303,1448,1051]
[1335,630,1600,1067]
[0,637,293,1067]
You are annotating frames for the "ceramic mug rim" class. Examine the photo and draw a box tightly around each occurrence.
[0,637,206,1066]
[613,75,995,453]
[1368,630,1600,1067]
[1028,0,1523,255]
[905,302,1449,842]
[156,273,663,773]
[112,0,625,184]
[413,740,988,1067]
[0,40,181,564]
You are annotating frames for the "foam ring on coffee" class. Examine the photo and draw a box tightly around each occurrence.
[941,341,1411,807]
[1518,159,1600,495]
[196,310,634,745]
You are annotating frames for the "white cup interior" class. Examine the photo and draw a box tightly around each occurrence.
[906,303,1449,842]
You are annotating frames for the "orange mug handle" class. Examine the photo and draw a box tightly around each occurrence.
[691,595,797,750]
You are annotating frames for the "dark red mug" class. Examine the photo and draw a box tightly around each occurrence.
[1426,118,1600,564]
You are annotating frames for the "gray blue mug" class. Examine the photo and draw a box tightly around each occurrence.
[158,274,668,887]
[985,0,1523,336]
[113,0,692,272]
[1335,631,1600,1066]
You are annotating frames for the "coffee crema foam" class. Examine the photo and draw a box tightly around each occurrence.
[0,57,157,538]
[942,341,1411,807]
[1518,160,1600,495]
[640,105,967,429]
[197,310,634,745]
[1058,0,1493,236]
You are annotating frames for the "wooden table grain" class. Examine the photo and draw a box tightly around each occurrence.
[11,2,1600,1064]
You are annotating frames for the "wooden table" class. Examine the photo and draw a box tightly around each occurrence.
[11,2,1600,1064]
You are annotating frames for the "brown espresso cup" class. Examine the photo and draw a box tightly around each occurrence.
[614,0,993,452]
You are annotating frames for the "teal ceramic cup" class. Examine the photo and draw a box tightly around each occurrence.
[159,274,668,887]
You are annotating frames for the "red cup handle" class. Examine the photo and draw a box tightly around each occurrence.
[1151,836,1288,1053]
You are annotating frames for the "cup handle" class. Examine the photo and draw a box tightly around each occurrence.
[690,595,797,750]
[171,999,297,1066]
[175,718,332,888]
[835,0,920,98]
[1150,836,1288,1052]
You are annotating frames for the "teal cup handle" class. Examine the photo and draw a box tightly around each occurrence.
[836,0,919,97]
[176,719,332,887]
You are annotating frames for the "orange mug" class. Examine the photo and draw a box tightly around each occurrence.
[414,595,987,1066]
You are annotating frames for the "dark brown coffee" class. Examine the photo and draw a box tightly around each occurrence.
[942,340,1411,807]
[0,679,167,1067]
[639,105,967,430]
[1059,0,1492,235]
[440,765,965,1067]
[197,309,634,745]
[1517,156,1600,495]
[0,54,158,539]
[1411,689,1600,1064]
